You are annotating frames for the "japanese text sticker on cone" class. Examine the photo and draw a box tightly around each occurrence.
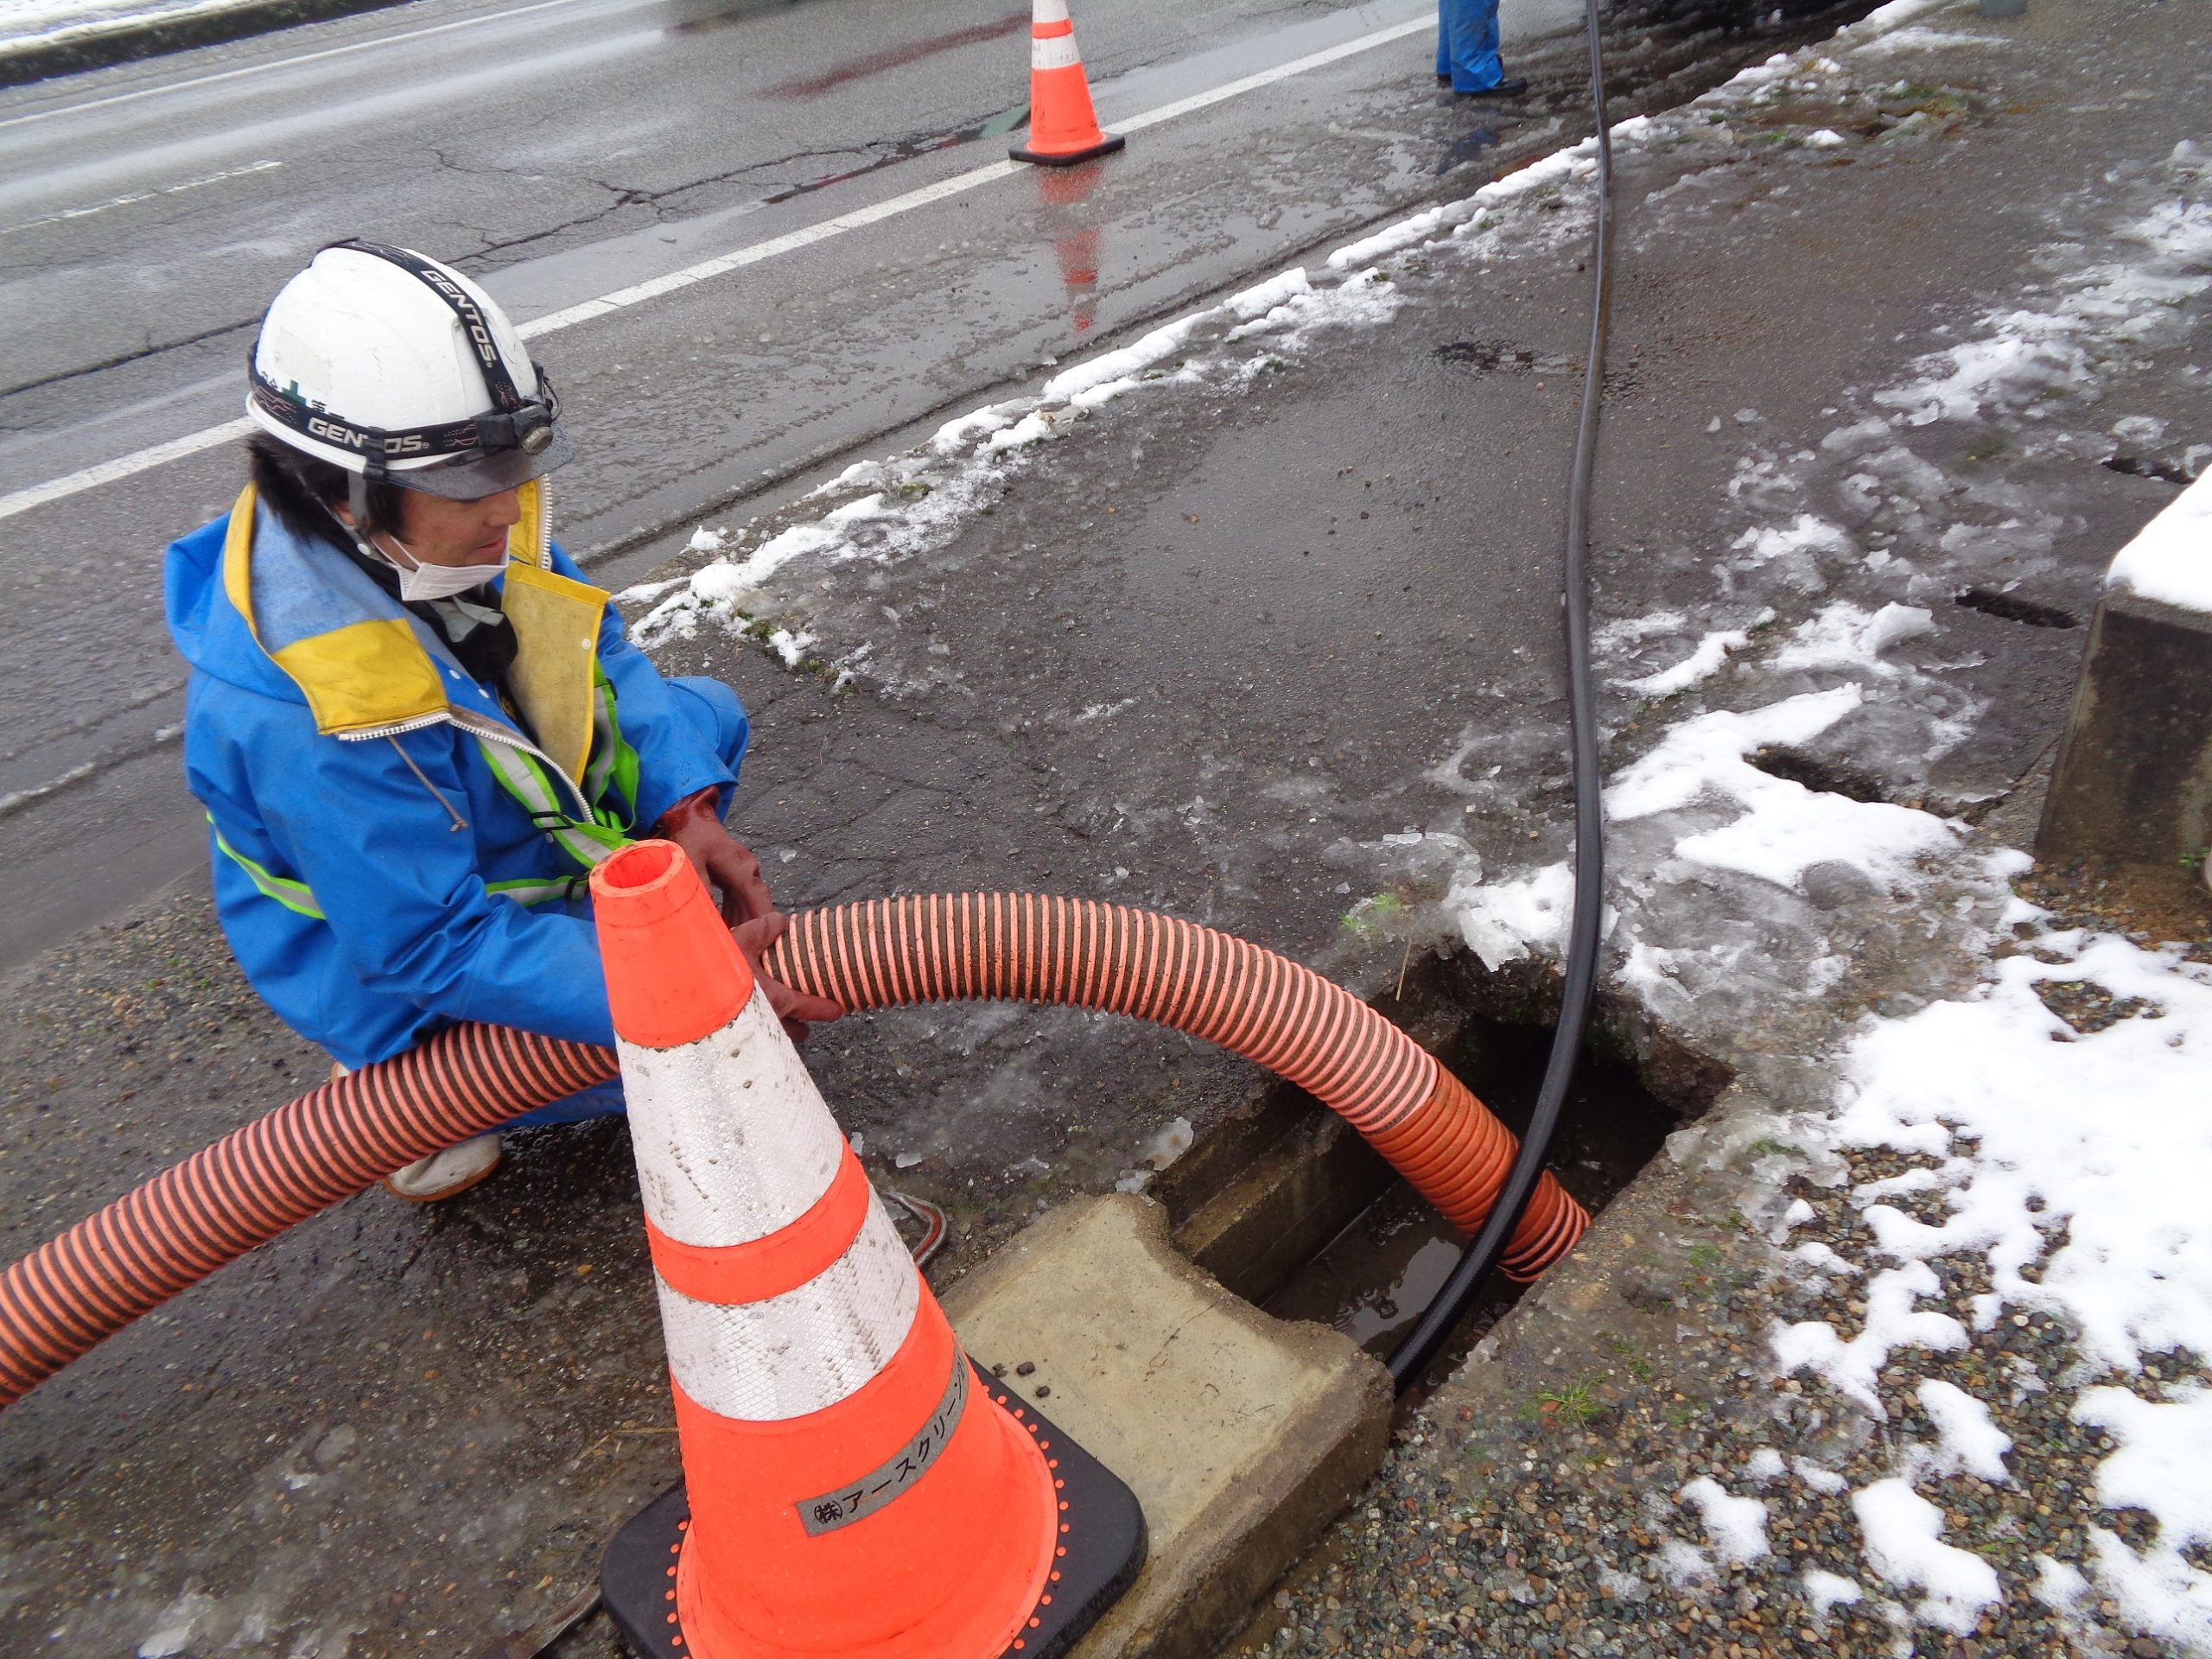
[1011,0,1125,167]
[589,841,1090,1657]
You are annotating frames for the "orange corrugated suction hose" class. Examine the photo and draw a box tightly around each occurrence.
[0,1023,613,1408]
[767,895,1587,1281]
[0,890,1585,1409]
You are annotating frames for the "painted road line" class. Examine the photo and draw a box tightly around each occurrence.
[513,162,1027,339]
[1112,14,1428,135]
[0,159,281,237]
[0,0,605,133]
[0,11,1433,523]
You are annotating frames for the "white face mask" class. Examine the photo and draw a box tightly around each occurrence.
[364,533,504,603]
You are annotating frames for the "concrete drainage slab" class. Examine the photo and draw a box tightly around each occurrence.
[943,1194,1391,1659]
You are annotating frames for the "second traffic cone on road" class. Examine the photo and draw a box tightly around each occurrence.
[1011,0,1124,168]
[588,841,1142,1658]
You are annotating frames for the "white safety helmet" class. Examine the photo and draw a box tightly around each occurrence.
[246,240,571,503]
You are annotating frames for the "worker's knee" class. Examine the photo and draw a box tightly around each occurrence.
[665,675,751,773]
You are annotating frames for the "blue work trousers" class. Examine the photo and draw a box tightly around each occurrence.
[509,674,749,1128]
[1437,0,1504,92]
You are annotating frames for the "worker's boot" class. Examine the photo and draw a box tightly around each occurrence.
[383,1134,503,1202]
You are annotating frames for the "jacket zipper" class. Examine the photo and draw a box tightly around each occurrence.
[338,708,597,822]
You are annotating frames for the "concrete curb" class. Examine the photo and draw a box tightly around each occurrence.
[2038,473,2212,871]
[0,0,410,89]
[942,1195,1393,1659]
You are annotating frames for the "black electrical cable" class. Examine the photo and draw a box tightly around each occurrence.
[1388,3,1615,1393]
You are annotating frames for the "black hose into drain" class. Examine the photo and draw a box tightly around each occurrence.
[1388,0,1616,1391]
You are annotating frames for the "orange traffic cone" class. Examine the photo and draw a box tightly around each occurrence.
[1010,0,1125,168]
[590,841,1141,1659]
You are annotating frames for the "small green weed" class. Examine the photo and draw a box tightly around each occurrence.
[1340,893,1408,939]
[1535,1376,1603,1428]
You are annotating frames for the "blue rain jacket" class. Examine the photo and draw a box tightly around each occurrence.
[163,487,745,1075]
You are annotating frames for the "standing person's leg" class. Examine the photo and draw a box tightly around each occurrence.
[1441,0,1506,93]
[1437,0,1452,79]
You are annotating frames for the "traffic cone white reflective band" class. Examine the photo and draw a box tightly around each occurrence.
[1011,0,1124,168]
[588,840,1061,1657]
[632,994,921,1420]
[1033,32,1083,71]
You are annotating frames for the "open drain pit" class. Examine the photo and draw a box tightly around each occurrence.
[1261,1025,1678,1398]
[1156,960,1696,1400]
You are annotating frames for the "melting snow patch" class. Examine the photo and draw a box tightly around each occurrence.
[137,1592,214,1659]
[1770,601,1936,677]
[1916,1379,2013,1481]
[1679,1477,1771,1563]
[1732,513,1853,567]
[1852,1478,2001,1633]
[1605,686,1957,893]
[1831,933,2212,1376]
[1596,1564,1649,1600]
[1802,1567,1865,1616]
[1657,1538,1717,1589]
[1773,1258,1967,1414]
[1449,859,1573,966]
[1141,1116,1194,1171]
[2107,467,2212,615]
[1793,1458,1848,1495]
[2072,1384,2212,1648]
[1618,623,1759,697]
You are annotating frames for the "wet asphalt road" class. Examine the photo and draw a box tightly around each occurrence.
[0,0,1590,968]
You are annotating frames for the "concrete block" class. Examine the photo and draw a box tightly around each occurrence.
[2037,588,2212,866]
[942,1194,1392,1659]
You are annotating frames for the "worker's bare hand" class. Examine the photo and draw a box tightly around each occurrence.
[732,913,848,1045]
[657,789,776,926]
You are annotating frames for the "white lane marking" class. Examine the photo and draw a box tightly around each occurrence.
[0,157,280,236]
[513,161,1025,339]
[1113,14,1428,134]
[0,0,601,133]
[0,11,1433,522]
[5,417,254,516]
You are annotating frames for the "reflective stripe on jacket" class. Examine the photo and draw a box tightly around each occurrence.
[163,484,740,1069]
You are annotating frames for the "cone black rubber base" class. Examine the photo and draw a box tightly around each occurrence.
[1009,133,1125,168]
[602,1362,1146,1659]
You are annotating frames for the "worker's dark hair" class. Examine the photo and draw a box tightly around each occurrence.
[245,433,404,543]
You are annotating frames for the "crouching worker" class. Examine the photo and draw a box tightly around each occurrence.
[163,241,842,1201]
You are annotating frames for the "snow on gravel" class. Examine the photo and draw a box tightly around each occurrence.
[1680,1476,1773,1564]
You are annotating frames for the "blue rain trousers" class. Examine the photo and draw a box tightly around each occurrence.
[1437,0,1504,93]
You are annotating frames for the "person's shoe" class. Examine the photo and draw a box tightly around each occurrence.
[1456,76,1529,99]
[383,1135,502,1202]
[1436,71,1452,83]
